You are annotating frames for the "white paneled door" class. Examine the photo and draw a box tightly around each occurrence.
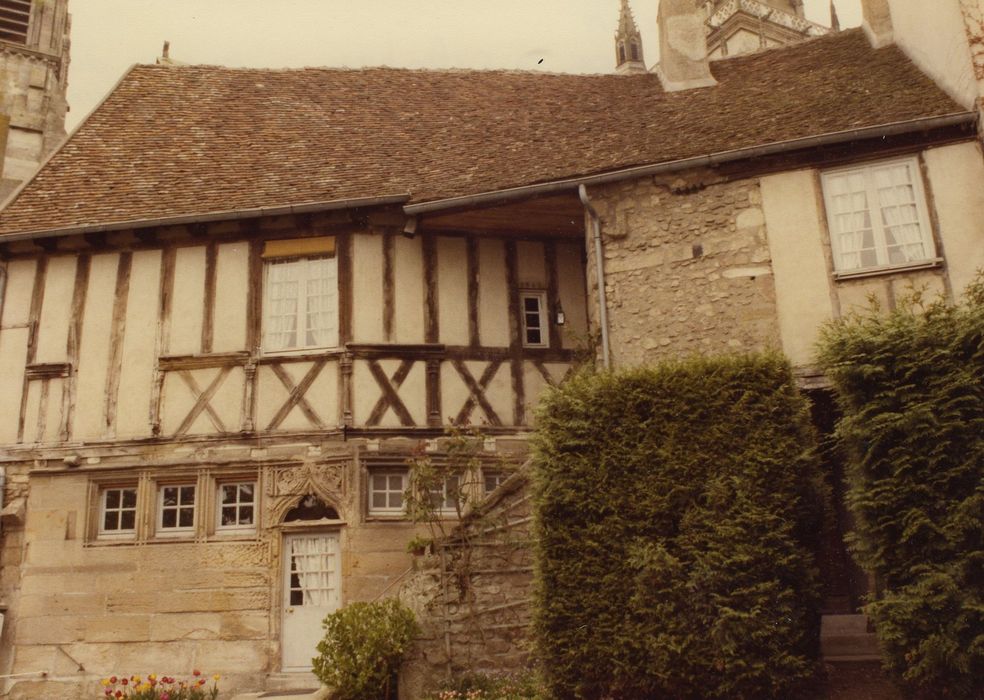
[282,532,342,670]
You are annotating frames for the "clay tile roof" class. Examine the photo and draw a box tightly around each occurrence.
[0,29,964,237]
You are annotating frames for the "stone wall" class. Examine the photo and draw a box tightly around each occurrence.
[400,469,534,699]
[586,173,781,368]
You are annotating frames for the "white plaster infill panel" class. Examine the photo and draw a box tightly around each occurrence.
[760,170,835,368]
[922,142,984,299]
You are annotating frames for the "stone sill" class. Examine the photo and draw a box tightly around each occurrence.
[833,258,943,281]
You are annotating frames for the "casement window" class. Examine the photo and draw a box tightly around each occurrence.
[520,290,548,348]
[0,1,31,45]
[822,157,936,275]
[483,470,507,495]
[216,481,256,532]
[428,474,461,514]
[98,486,138,539]
[262,237,338,352]
[367,469,407,516]
[157,484,197,535]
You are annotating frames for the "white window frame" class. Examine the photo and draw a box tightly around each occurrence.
[821,156,938,276]
[428,474,462,516]
[215,481,257,533]
[367,469,407,516]
[98,486,138,540]
[482,469,507,496]
[157,484,197,537]
[262,255,339,353]
[520,290,549,348]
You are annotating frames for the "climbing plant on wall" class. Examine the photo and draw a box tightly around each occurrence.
[531,354,826,699]
[818,277,984,698]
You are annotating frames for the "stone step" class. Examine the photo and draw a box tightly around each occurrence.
[231,688,328,700]
[822,632,882,661]
[821,613,870,636]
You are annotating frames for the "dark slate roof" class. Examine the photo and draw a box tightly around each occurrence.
[0,29,964,236]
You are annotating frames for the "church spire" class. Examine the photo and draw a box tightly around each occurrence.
[829,0,841,31]
[615,0,647,74]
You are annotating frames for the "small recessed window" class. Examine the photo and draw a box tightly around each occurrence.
[821,157,937,275]
[217,482,256,531]
[483,470,507,495]
[99,487,137,539]
[520,290,548,348]
[368,470,407,516]
[428,474,461,515]
[158,484,196,535]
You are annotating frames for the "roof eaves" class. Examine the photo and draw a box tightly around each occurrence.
[405,111,978,216]
[0,194,412,243]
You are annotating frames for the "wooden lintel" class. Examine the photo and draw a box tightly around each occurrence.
[158,351,250,371]
[25,362,71,380]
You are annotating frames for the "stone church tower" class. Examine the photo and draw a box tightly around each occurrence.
[615,0,647,74]
[0,0,70,199]
[697,0,830,58]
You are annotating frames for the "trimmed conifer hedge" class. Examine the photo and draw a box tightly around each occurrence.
[817,280,984,698]
[531,354,826,699]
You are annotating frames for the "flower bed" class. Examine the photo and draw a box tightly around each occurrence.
[98,671,220,699]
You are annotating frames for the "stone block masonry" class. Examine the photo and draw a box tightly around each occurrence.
[586,174,782,367]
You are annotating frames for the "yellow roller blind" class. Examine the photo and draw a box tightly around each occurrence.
[262,236,336,259]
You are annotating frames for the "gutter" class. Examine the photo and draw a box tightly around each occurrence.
[405,112,977,216]
[578,185,610,370]
[0,194,412,244]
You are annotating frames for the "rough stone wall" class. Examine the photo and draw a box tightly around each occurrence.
[400,470,534,699]
[586,174,781,368]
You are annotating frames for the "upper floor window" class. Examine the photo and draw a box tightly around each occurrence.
[158,484,197,536]
[483,469,507,495]
[0,1,31,45]
[520,290,548,348]
[216,481,256,532]
[428,474,461,515]
[368,469,407,516]
[262,237,338,352]
[99,486,137,539]
[821,157,936,275]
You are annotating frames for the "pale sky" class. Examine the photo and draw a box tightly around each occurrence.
[65,0,863,130]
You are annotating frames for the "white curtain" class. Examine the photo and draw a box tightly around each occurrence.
[266,261,300,349]
[304,257,337,347]
[291,536,336,607]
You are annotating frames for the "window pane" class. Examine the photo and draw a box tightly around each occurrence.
[222,506,237,526]
[222,485,237,504]
[526,328,542,345]
[120,510,136,530]
[388,491,403,508]
[372,492,387,508]
[180,486,195,504]
[122,489,137,508]
[105,489,120,509]
[239,506,254,525]
[179,508,194,528]
[524,297,539,312]
[162,509,177,528]
[239,483,254,502]
[104,510,117,530]
[162,487,177,506]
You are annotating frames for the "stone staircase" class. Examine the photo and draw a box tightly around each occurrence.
[230,673,330,700]
[821,614,880,662]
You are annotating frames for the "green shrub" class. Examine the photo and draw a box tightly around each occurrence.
[532,354,825,699]
[313,598,418,700]
[817,279,984,697]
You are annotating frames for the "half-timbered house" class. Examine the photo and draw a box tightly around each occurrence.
[0,0,982,696]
